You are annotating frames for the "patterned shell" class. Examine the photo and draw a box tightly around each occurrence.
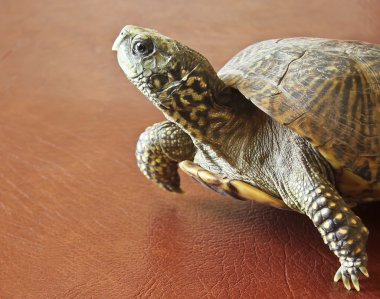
[219,38,380,194]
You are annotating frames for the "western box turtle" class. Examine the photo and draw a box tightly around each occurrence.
[112,25,380,291]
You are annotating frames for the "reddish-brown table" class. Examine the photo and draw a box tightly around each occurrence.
[1,0,380,297]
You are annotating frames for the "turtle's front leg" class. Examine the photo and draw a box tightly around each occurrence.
[289,177,369,291]
[136,121,195,192]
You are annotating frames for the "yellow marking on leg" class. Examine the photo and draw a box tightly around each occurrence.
[323,221,331,229]
[338,227,348,235]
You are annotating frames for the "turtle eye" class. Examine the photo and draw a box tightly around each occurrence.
[132,39,154,56]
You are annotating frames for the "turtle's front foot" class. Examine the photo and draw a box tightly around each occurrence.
[334,256,369,291]
[136,121,195,192]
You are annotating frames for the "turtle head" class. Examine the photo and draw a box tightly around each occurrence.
[112,25,225,111]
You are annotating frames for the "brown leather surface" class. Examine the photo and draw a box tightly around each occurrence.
[1,0,380,298]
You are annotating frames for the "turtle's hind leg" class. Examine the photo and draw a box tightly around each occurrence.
[136,121,195,192]
[304,181,369,291]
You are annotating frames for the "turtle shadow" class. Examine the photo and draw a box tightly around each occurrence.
[196,195,380,259]
[196,197,380,293]
[198,195,380,235]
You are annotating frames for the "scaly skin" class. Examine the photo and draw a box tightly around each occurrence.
[283,157,370,291]
[305,182,369,291]
[136,121,195,192]
[113,25,373,291]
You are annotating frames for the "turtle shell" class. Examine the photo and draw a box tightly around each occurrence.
[218,38,380,198]
[179,160,290,210]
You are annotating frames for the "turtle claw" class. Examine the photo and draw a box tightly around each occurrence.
[333,269,342,282]
[360,266,369,278]
[334,265,368,291]
[342,274,351,290]
[351,274,360,291]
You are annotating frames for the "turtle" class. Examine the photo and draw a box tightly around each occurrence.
[112,25,380,291]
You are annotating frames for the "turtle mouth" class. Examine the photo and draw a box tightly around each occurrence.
[128,72,142,80]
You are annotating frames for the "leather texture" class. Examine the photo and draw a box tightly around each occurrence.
[1,0,380,298]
